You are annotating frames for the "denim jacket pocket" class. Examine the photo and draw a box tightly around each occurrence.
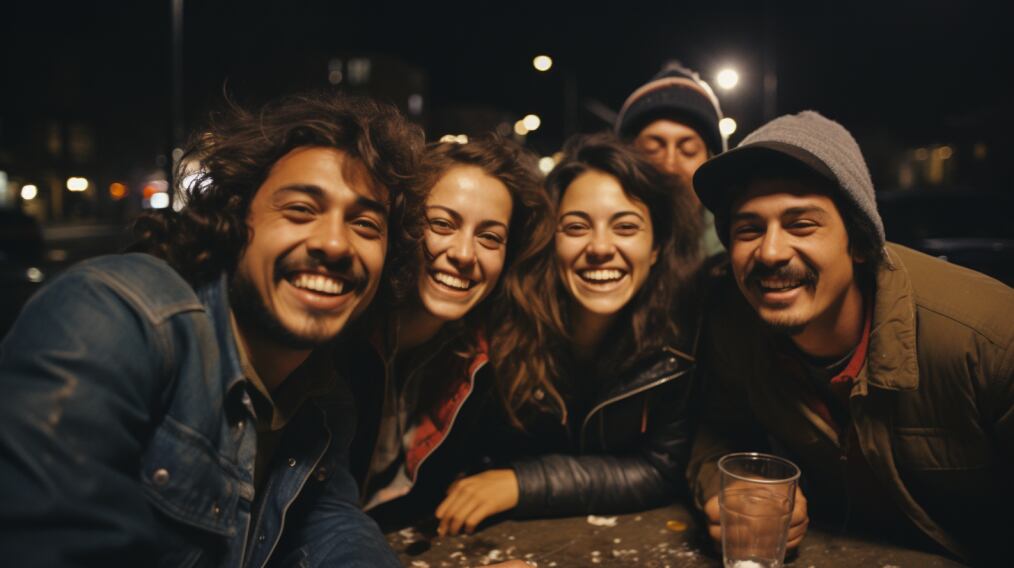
[140,414,245,537]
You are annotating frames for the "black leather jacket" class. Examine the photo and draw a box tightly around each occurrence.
[507,343,699,517]
[343,327,700,526]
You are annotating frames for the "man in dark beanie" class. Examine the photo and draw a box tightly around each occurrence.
[615,61,726,256]
[687,110,1014,564]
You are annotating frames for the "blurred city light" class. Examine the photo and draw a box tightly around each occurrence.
[143,179,169,199]
[937,145,954,159]
[438,134,469,144]
[150,192,170,209]
[109,182,127,200]
[21,184,39,200]
[716,68,740,90]
[719,117,738,137]
[514,121,529,136]
[67,177,89,192]
[26,267,44,283]
[914,148,929,160]
[538,156,556,174]
[533,55,553,72]
[408,94,424,116]
[522,114,541,131]
[328,58,343,85]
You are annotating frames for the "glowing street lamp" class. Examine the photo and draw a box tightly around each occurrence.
[21,184,38,200]
[522,114,541,132]
[719,117,738,137]
[716,68,740,90]
[66,177,89,192]
[533,55,553,72]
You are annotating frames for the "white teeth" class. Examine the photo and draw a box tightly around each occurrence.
[433,272,471,290]
[580,269,624,282]
[759,278,799,290]
[291,273,345,295]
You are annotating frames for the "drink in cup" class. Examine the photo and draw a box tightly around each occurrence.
[718,452,800,568]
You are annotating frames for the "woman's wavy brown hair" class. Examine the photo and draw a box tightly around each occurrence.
[129,91,425,291]
[493,132,703,429]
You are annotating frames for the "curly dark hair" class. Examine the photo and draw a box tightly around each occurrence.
[129,91,425,287]
[494,132,704,428]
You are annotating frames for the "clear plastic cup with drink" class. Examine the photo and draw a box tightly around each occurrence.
[718,452,801,568]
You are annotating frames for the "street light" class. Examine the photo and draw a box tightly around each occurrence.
[533,55,553,72]
[719,117,738,137]
[716,68,740,90]
[522,114,541,131]
[66,177,89,192]
[21,184,38,200]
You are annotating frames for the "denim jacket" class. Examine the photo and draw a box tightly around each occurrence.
[0,253,398,567]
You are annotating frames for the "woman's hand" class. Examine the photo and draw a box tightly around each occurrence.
[435,469,520,535]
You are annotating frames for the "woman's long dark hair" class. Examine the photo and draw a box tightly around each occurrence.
[129,91,425,291]
[492,132,703,429]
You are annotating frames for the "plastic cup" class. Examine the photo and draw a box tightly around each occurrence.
[718,452,801,568]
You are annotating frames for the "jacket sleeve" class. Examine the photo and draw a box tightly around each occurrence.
[510,374,697,517]
[0,266,171,564]
[270,455,401,568]
[987,335,1014,458]
[685,300,769,511]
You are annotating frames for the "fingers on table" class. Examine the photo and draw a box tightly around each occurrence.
[437,482,489,535]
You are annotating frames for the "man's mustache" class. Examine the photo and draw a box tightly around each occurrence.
[745,263,818,287]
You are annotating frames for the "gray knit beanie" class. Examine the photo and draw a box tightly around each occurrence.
[693,110,885,247]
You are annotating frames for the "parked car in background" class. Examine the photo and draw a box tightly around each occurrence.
[878,190,1014,286]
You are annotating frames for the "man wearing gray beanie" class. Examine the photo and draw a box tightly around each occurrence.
[686,110,1014,564]
[615,62,726,256]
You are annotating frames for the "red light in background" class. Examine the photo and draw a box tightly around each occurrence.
[109,182,127,200]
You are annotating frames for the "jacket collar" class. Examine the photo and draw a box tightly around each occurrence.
[196,273,247,397]
[864,244,920,391]
[597,341,695,402]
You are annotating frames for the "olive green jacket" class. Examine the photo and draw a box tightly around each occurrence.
[688,243,1014,561]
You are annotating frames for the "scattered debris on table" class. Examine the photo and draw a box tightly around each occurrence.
[665,519,688,532]
[586,515,618,527]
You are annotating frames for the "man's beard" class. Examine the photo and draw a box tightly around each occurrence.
[745,262,819,336]
[229,271,330,351]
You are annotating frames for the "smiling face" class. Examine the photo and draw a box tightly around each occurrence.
[728,177,863,337]
[416,165,513,322]
[555,169,658,319]
[633,118,708,206]
[231,146,388,350]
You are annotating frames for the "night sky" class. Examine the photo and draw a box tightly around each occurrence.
[3,1,1013,191]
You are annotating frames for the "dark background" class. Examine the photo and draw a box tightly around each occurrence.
[1,1,1013,334]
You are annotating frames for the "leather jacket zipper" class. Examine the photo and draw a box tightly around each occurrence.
[578,368,689,452]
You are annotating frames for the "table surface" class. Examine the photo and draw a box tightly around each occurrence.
[386,504,965,567]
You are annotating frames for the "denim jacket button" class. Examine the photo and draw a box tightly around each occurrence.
[211,502,221,517]
[152,468,170,486]
[257,534,266,544]
[287,457,297,468]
